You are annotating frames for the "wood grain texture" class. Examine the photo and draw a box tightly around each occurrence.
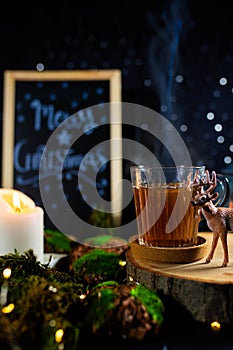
[127,232,233,324]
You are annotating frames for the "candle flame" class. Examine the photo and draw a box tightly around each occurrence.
[13,191,21,213]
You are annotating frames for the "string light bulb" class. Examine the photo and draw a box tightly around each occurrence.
[211,321,221,331]
[3,268,11,279]
[2,303,14,314]
[79,293,86,300]
[55,328,64,343]
[119,260,126,267]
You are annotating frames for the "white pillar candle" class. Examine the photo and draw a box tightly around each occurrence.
[0,189,44,262]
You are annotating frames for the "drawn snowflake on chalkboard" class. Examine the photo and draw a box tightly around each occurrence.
[56,129,72,146]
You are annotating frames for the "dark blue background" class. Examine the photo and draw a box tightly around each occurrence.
[0,0,233,224]
[0,1,233,346]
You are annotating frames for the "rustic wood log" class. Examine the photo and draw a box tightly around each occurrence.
[126,232,233,324]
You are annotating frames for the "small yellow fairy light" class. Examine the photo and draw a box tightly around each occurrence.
[49,319,56,327]
[48,285,57,293]
[3,268,11,279]
[79,293,86,300]
[2,303,14,314]
[128,276,134,282]
[55,328,64,343]
[119,260,126,267]
[211,321,221,331]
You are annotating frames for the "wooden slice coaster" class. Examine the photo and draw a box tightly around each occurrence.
[127,233,233,324]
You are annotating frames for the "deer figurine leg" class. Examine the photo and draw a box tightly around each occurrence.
[191,169,232,267]
[205,232,219,264]
[219,231,229,267]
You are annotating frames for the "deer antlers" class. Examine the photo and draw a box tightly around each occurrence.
[192,170,217,193]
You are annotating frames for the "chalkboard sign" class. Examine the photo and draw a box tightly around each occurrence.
[1,70,122,233]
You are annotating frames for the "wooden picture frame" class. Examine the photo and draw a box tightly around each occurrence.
[2,69,122,227]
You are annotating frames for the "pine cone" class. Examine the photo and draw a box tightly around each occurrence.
[85,283,164,341]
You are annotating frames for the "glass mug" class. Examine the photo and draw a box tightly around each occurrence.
[130,165,230,248]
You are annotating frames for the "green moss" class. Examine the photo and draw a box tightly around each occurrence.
[130,284,165,325]
[7,275,83,349]
[84,234,119,246]
[0,249,85,349]
[0,245,165,348]
[93,280,119,289]
[0,249,75,286]
[85,287,117,329]
[44,229,73,253]
[72,249,124,285]
[88,209,113,228]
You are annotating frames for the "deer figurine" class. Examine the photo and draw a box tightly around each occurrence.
[191,170,233,267]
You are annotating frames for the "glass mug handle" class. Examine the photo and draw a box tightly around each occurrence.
[215,174,230,207]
